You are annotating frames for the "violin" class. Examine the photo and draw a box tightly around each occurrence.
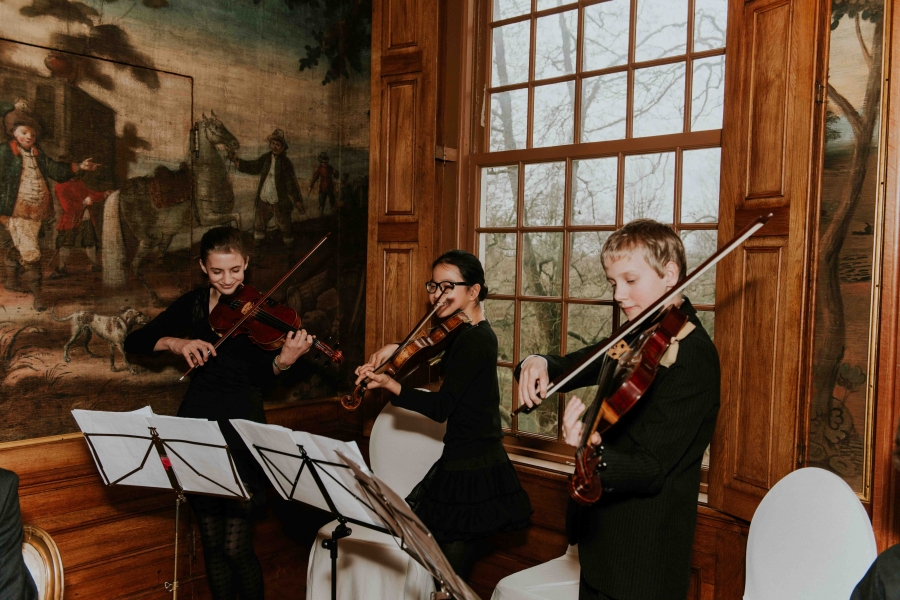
[180,233,332,380]
[510,214,772,506]
[568,305,688,506]
[340,309,472,411]
[209,284,344,363]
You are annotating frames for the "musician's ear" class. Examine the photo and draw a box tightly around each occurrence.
[663,260,679,287]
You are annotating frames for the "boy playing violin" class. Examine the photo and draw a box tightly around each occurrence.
[515,219,720,600]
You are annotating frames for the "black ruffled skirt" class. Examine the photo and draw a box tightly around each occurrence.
[406,445,533,543]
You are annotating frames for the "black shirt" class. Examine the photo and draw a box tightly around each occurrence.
[392,320,504,461]
[124,286,278,424]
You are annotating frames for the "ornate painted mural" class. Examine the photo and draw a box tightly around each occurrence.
[0,0,371,442]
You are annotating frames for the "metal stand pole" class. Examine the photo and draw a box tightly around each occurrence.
[321,518,352,600]
[165,492,185,598]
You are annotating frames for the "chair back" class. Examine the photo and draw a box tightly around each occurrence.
[22,525,64,600]
[369,401,446,498]
[744,467,876,600]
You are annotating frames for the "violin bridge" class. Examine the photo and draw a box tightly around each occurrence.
[606,340,630,360]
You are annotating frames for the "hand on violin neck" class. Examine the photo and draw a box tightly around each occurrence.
[563,396,601,448]
[362,343,399,374]
[161,337,217,369]
[275,329,314,372]
[356,366,401,396]
[517,355,549,410]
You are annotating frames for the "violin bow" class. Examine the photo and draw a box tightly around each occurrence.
[368,288,449,376]
[512,213,772,415]
[179,233,331,380]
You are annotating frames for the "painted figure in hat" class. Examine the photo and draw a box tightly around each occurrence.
[308,151,339,214]
[229,128,304,250]
[3,98,40,141]
[0,116,100,311]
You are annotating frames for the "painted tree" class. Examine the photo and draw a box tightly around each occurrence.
[812,0,884,463]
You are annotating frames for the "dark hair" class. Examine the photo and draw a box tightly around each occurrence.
[199,227,248,263]
[432,249,488,301]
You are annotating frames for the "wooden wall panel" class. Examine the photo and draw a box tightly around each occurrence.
[382,248,415,343]
[385,78,419,215]
[746,1,792,200]
[386,0,417,49]
[710,0,824,523]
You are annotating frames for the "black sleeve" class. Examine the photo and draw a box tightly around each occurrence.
[391,327,491,423]
[598,333,719,495]
[284,158,302,203]
[0,469,38,600]
[513,339,609,393]
[124,291,196,356]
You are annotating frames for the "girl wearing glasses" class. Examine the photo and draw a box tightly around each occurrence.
[355,249,532,580]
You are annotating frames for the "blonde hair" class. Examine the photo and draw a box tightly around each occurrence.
[601,219,688,281]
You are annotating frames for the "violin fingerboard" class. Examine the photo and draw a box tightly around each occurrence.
[606,340,630,360]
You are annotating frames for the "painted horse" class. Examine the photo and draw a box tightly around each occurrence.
[103,111,242,305]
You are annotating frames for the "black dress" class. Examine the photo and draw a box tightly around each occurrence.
[391,320,532,543]
[123,286,279,503]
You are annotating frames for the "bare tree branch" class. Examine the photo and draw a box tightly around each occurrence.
[855,15,873,69]
[827,84,865,142]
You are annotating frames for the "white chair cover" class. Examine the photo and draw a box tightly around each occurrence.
[744,467,877,600]
[306,402,446,600]
[491,546,579,600]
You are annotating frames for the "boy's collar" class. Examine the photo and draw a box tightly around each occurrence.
[9,141,38,157]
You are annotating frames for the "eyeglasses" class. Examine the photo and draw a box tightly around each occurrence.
[425,280,469,294]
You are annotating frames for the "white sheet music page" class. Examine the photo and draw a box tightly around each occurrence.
[149,416,248,499]
[292,432,380,527]
[229,419,326,507]
[71,408,171,490]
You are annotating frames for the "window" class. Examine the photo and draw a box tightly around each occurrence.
[472,0,727,456]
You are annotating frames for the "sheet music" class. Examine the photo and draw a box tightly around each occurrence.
[149,415,248,499]
[230,420,380,526]
[72,408,171,489]
[336,451,481,600]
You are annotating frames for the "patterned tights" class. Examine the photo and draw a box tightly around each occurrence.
[190,495,264,600]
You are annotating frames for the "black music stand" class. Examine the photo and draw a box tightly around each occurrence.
[72,409,248,599]
[230,420,389,600]
[334,450,480,600]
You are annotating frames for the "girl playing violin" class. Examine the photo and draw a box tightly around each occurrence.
[515,220,720,600]
[355,249,532,580]
[124,226,314,600]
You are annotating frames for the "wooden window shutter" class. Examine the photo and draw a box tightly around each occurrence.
[708,0,827,522]
[366,0,440,425]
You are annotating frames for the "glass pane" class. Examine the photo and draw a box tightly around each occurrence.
[583,0,630,71]
[492,21,531,87]
[480,165,518,227]
[480,232,517,295]
[519,301,562,356]
[567,304,614,351]
[518,392,559,437]
[537,0,575,10]
[535,9,578,80]
[485,299,516,361]
[633,62,686,137]
[572,157,618,225]
[624,152,675,222]
[691,55,725,131]
[694,0,728,51]
[498,366,513,429]
[534,81,575,147]
[524,162,565,226]
[695,309,715,341]
[635,0,688,62]
[522,232,563,296]
[681,148,720,223]
[493,0,530,21]
[490,89,529,152]
[569,232,613,299]
[680,229,717,304]
[581,71,628,142]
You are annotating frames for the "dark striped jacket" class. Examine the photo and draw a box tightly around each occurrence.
[516,298,720,600]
